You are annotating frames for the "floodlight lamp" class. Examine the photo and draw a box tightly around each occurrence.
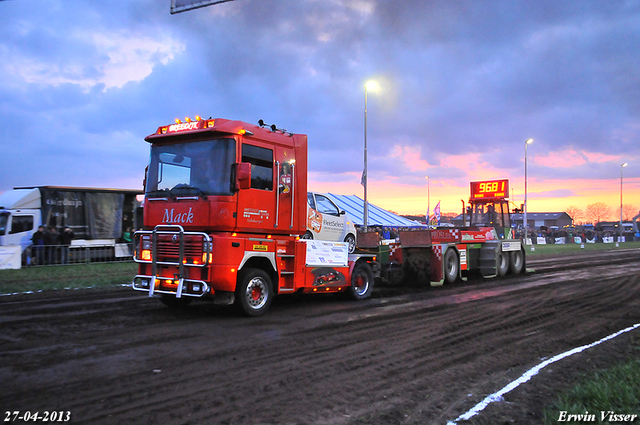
[365,80,380,92]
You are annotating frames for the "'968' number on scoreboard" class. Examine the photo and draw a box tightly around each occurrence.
[478,181,503,193]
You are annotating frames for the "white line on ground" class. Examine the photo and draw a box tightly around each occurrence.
[447,322,640,425]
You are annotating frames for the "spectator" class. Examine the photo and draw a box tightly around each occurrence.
[59,227,74,265]
[31,225,46,266]
[44,226,59,264]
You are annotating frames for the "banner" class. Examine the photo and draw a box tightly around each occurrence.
[171,0,235,14]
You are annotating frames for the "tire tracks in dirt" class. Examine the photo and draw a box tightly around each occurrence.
[0,251,639,424]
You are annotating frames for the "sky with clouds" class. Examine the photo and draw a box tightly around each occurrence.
[1,0,639,218]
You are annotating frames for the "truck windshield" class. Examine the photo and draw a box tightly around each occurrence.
[0,212,7,235]
[146,139,236,197]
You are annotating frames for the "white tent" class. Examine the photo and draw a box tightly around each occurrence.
[325,193,424,228]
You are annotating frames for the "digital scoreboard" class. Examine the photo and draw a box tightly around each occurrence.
[470,179,509,200]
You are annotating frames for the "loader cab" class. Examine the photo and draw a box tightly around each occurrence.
[468,179,513,239]
[469,200,511,229]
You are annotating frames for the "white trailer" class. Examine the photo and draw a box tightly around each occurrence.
[0,186,143,269]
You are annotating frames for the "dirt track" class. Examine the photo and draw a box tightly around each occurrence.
[1,249,640,424]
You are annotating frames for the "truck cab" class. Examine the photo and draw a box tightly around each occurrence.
[133,117,377,316]
[0,188,42,255]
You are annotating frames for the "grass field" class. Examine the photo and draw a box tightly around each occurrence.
[525,240,640,258]
[543,357,640,424]
[0,262,137,295]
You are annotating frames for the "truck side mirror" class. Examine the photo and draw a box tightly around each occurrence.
[235,162,252,190]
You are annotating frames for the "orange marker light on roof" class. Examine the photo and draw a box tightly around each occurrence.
[175,118,181,124]
[195,115,202,121]
[185,117,192,123]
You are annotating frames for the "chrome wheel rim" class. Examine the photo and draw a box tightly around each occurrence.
[246,277,268,309]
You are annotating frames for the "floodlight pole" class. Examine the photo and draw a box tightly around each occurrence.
[363,85,369,232]
[363,81,379,232]
[524,139,533,244]
[426,176,430,226]
[620,162,628,239]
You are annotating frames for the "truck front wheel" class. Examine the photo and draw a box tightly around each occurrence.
[348,262,374,300]
[236,268,273,317]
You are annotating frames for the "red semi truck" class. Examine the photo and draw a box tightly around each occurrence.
[132,117,377,316]
[132,117,526,316]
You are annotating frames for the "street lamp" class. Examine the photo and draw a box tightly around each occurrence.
[620,162,628,240]
[426,176,430,226]
[524,138,534,244]
[363,80,379,232]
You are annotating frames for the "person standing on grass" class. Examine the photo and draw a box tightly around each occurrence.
[59,227,74,265]
[44,226,59,264]
[31,225,46,265]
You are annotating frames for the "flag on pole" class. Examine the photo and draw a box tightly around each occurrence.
[429,201,441,226]
[360,168,366,186]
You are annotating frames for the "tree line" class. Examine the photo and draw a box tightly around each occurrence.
[566,203,639,225]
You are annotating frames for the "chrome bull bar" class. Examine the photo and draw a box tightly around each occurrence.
[133,225,212,298]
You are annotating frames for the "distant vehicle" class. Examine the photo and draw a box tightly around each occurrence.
[0,186,142,267]
[304,192,357,253]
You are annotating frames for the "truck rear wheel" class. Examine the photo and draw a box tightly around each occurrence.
[497,251,509,277]
[236,268,273,317]
[509,249,524,274]
[348,262,374,300]
[444,249,459,284]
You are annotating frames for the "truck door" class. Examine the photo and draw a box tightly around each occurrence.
[236,143,276,231]
[274,146,296,231]
[7,214,36,251]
